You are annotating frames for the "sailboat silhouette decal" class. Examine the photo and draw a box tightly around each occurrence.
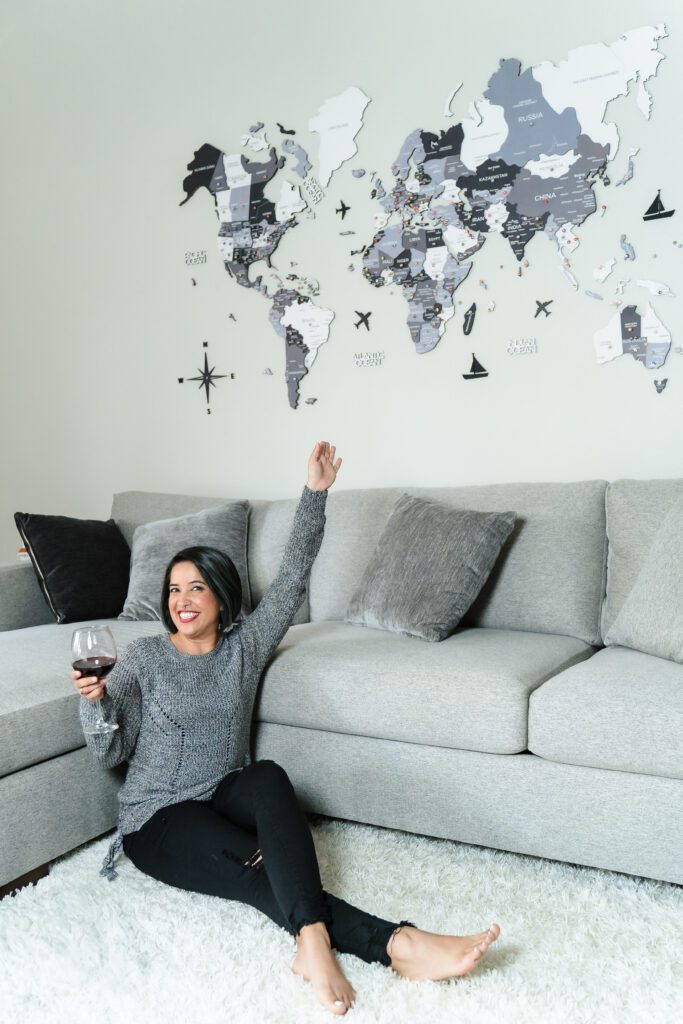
[462,353,488,379]
[643,190,675,221]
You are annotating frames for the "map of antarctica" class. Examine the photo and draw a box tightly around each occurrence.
[180,25,670,408]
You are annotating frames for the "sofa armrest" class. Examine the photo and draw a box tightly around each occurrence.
[0,563,54,631]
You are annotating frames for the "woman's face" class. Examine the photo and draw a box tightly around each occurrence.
[167,561,221,642]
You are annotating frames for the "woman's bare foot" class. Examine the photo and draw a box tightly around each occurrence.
[388,922,501,981]
[291,921,357,1015]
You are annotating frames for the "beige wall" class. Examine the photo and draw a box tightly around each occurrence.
[1,0,681,563]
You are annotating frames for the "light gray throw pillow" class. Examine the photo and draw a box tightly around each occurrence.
[604,495,683,663]
[344,493,517,642]
[119,502,251,621]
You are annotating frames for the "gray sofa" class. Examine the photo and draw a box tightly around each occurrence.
[2,478,682,891]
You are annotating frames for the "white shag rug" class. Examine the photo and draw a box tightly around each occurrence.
[1,817,681,1024]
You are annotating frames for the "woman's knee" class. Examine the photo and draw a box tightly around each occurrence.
[253,758,289,781]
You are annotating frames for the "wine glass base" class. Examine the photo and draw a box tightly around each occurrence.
[83,721,119,735]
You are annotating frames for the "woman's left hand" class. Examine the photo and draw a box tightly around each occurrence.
[307,441,342,491]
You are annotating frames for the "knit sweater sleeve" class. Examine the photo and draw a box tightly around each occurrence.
[239,484,327,670]
[79,645,142,768]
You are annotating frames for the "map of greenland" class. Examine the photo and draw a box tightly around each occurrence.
[363,25,667,354]
[309,86,371,187]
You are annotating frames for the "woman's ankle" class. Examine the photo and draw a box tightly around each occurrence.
[296,920,331,946]
[386,924,417,965]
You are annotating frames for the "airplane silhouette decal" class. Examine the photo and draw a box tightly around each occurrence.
[534,299,553,318]
[354,311,372,330]
[336,200,351,219]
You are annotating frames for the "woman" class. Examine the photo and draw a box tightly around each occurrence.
[73,440,500,1016]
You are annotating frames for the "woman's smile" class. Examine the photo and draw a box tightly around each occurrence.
[168,561,222,650]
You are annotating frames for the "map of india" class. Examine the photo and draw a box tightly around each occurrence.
[180,25,668,406]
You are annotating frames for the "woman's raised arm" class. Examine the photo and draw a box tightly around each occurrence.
[239,441,341,670]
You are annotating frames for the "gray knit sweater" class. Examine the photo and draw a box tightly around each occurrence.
[80,485,327,880]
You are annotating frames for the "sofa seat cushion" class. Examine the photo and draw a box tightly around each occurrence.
[254,622,595,755]
[0,620,166,778]
[528,646,683,780]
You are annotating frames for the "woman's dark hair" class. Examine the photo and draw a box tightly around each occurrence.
[160,545,242,634]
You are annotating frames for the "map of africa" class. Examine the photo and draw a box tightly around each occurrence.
[180,26,668,408]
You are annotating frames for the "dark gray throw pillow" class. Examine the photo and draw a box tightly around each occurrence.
[344,493,516,642]
[119,502,251,621]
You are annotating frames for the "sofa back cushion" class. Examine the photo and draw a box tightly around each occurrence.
[309,481,607,645]
[110,491,310,625]
[602,478,683,640]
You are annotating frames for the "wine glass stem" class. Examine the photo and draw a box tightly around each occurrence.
[95,697,106,723]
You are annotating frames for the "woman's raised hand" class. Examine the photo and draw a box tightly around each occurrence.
[307,441,342,491]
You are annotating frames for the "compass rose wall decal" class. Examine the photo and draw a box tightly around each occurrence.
[178,341,235,414]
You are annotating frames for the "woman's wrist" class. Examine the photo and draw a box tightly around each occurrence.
[305,482,327,492]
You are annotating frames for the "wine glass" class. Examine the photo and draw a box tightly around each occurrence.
[72,625,119,735]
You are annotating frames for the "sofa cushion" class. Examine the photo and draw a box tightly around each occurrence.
[254,621,595,754]
[309,482,607,645]
[604,495,683,663]
[111,490,309,626]
[602,478,683,639]
[528,646,683,780]
[119,503,251,621]
[345,494,516,641]
[0,620,166,778]
[0,564,56,632]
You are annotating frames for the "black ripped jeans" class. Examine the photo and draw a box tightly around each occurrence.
[122,759,415,966]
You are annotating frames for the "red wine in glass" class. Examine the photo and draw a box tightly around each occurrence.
[72,626,119,734]
[72,656,117,679]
